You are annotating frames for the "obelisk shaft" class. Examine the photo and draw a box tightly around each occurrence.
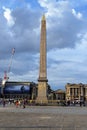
[36,15,48,103]
[38,15,48,82]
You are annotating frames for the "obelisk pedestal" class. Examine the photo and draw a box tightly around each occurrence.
[36,15,48,104]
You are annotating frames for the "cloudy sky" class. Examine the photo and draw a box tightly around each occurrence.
[0,0,87,90]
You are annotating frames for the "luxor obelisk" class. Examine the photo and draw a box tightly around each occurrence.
[36,15,48,103]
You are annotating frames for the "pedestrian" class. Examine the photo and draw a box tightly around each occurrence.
[80,101,82,107]
[16,100,19,108]
[18,100,21,107]
[3,99,6,107]
[23,99,26,109]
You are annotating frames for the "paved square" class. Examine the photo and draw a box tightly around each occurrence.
[0,105,87,130]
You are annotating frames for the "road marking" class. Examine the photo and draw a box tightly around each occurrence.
[40,116,51,119]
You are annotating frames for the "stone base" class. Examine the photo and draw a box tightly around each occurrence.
[36,97,48,104]
[36,81,48,104]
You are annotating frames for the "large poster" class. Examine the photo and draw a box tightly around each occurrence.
[3,85,30,94]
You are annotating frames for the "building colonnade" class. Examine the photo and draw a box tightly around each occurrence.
[66,83,87,102]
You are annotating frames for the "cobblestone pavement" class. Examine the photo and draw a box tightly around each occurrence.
[0,105,87,130]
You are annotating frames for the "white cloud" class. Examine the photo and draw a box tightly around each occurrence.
[2,6,15,27]
[72,9,82,19]
[38,0,69,18]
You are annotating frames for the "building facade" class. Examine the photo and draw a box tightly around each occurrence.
[66,83,87,102]
[54,89,65,101]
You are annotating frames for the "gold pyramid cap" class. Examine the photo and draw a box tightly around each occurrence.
[42,15,46,21]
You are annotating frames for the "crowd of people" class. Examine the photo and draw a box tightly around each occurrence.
[0,98,86,107]
[0,98,29,108]
[15,99,27,108]
[66,100,86,107]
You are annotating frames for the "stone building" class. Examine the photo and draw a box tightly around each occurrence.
[47,89,65,101]
[54,89,65,100]
[66,83,87,102]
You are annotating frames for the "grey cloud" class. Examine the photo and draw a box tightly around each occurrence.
[12,53,39,74]
[0,6,42,58]
[0,5,42,77]
[1,3,86,57]
[12,7,40,30]
[0,53,39,76]
[11,7,42,53]
[47,12,85,50]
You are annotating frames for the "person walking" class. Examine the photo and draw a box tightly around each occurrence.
[16,100,19,108]
[3,99,6,107]
[23,99,26,109]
